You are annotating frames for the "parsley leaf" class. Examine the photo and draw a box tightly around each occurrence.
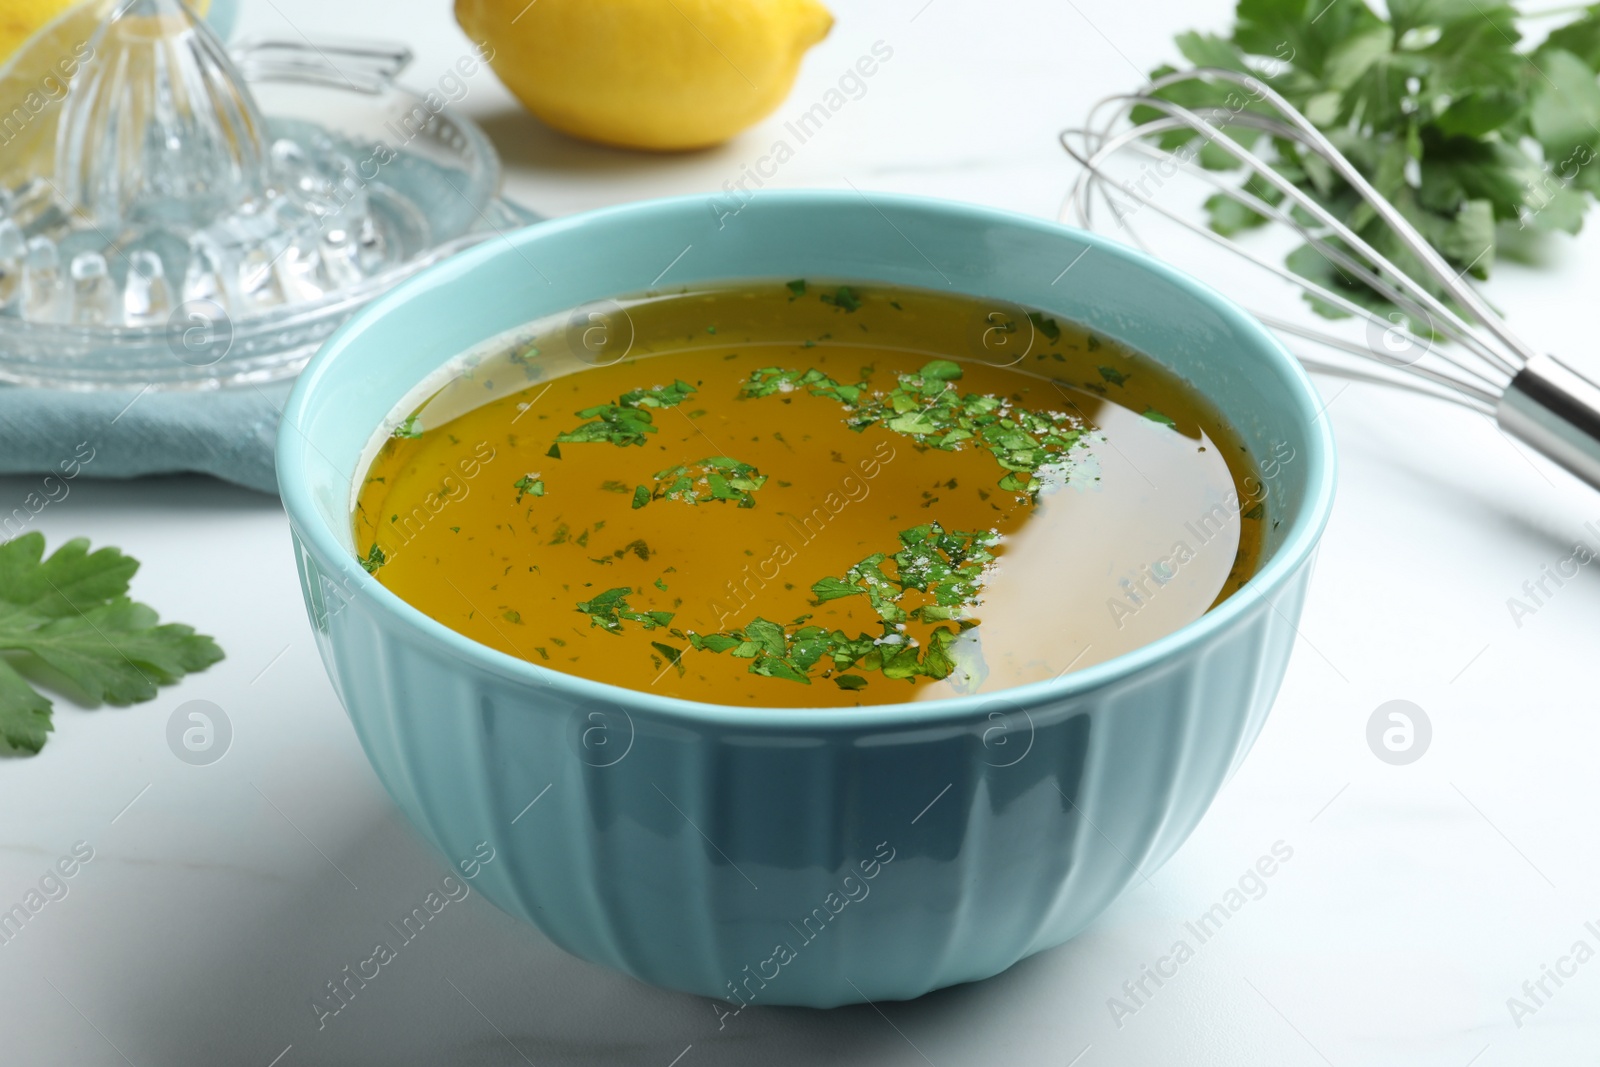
[1153,0,1600,326]
[0,534,224,755]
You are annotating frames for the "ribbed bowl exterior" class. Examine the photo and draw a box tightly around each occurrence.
[293,528,1311,1007]
[278,191,1336,1007]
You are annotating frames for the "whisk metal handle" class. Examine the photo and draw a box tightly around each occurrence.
[1498,355,1600,493]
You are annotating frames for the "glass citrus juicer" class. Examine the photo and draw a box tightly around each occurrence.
[0,0,528,389]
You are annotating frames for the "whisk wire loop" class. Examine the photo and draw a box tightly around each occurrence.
[1062,67,1600,493]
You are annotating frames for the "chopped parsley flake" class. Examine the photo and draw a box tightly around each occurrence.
[1143,408,1176,428]
[822,286,862,312]
[554,380,697,448]
[742,360,1085,495]
[613,539,651,561]
[1027,311,1062,343]
[651,641,686,676]
[669,524,998,688]
[810,524,997,626]
[639,457,768,509]
[575,587,674,634]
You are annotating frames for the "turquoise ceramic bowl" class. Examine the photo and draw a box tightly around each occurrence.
[278,191,1336,1008]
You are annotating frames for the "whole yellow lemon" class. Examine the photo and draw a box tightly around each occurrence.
[456,0,834,151]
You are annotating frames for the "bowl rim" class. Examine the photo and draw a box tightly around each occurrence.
[278,190,1338,730]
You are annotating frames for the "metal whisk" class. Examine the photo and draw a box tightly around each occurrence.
[1062,67,1600,493]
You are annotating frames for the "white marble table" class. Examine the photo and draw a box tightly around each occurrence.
[6,0,1600,1063]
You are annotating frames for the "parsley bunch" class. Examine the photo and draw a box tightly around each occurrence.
[0,534,224,755]
[1146,0,1600,325]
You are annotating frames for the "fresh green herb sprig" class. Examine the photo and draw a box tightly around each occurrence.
[742,361,1085,494]
[0,534,225,755]
[637,457,768,509]
[554,380,697,448]
[1146,0,1600,327]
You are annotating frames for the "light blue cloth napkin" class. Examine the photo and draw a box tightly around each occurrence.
[0,383,288,494]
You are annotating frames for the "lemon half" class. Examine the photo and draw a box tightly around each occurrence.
[0,0,213,187]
